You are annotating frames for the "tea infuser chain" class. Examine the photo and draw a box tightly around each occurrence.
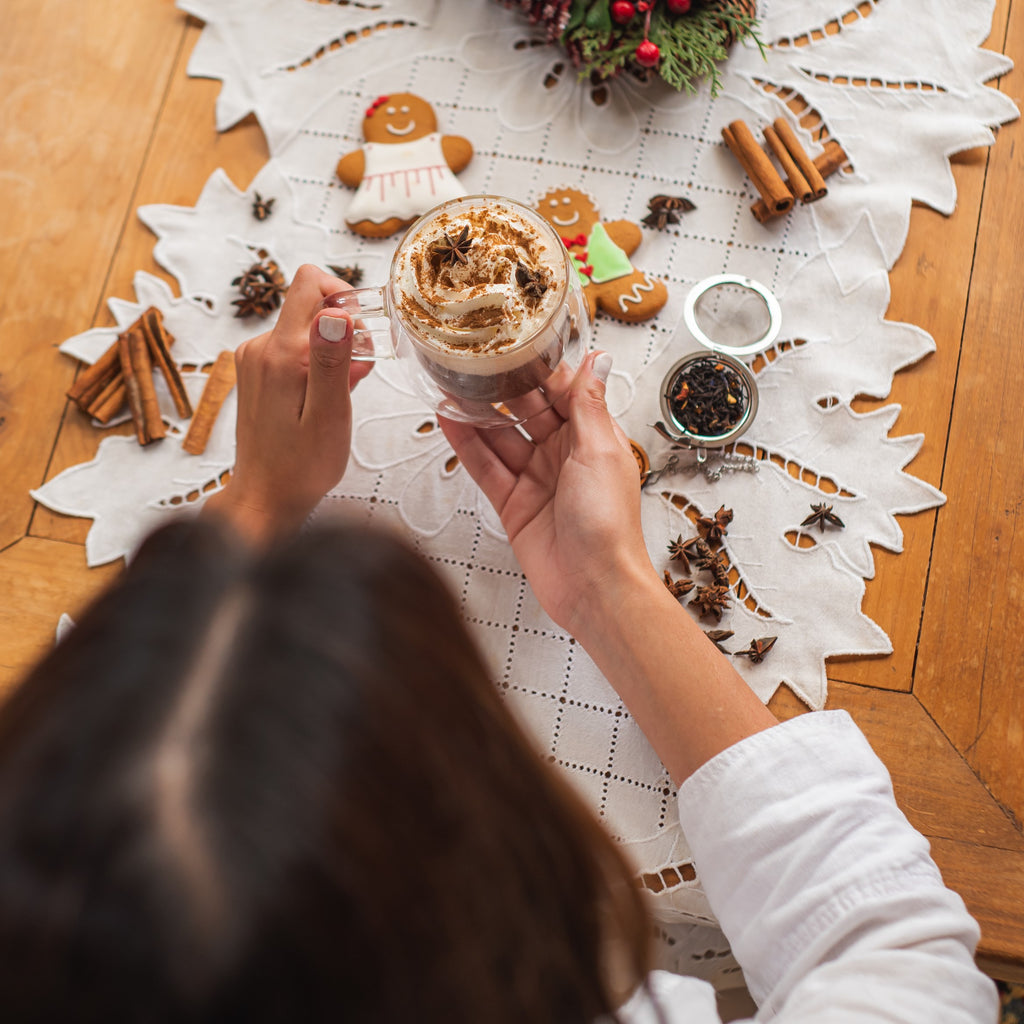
[644,448,760,486]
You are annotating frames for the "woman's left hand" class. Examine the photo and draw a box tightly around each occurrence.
[205,264,372,543]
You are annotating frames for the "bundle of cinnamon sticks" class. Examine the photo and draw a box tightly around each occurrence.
[66,307,236,456]
[721,118,849,224]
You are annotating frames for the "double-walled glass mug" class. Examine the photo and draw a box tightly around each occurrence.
[320,195,591,426]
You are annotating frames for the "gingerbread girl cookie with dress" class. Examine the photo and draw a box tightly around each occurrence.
[534,187,668,323]
[337,92,473,238]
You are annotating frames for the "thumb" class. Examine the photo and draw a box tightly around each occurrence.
[569,351,616,437]
[304,310,355,424]
[569,351,633,459]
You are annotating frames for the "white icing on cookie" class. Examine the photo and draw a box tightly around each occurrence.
[618,274,656,312]
[345,133,466,226]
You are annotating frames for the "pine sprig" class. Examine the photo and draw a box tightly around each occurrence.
[524,1,763,95]
[650,5,763,94]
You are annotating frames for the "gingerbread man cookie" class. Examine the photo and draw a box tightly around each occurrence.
[336,92,473,238]
[534,187,668,323]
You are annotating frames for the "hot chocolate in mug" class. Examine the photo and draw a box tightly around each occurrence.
[321,195,591,426]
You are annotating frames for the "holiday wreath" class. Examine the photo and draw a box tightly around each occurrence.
[499,0,761,94]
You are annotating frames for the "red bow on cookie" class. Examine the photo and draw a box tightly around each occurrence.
[364,95,390,118]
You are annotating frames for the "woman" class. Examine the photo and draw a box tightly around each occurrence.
[0,267,996,1021]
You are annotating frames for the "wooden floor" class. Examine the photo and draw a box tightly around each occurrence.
[3,0,1023,980]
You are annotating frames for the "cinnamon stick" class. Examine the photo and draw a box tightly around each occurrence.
[88,377,127,425]
[66,338,121,412]
[183,351,236,456]
[118,327,165,445]
[751,142,850,223]
[772,118,828,200]
[763,124,812,203]
[814,139,851,179]
[67,306,189,425]
[722,120,794,215]
[140,308,192,419]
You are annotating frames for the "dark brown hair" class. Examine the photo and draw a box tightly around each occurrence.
[0,518,652,1022]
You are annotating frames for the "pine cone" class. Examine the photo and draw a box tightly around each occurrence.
[706,0,759,47]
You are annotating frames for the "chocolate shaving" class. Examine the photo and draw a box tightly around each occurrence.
[515,261,548,301]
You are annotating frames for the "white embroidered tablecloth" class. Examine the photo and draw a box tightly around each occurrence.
[34,0,1017,982]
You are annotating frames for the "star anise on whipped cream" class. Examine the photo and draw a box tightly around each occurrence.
[431,225,474,268]
[515,261,548,301]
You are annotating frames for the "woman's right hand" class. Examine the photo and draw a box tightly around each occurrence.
[441,353,657,637]
[205,264,372,544]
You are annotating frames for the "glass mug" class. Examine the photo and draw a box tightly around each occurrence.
[320,195,591,426]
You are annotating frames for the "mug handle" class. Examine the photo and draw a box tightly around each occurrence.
[320,287,395,361]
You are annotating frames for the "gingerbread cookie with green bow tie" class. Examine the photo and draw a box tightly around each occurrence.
[534,186,668,323]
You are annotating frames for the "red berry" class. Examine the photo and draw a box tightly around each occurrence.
[611,1,635,22]
[666,0,691,11]
[635,39,660,67]
[637,1,651,10]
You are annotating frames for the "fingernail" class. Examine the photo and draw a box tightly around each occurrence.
[592,352,613,383]
[318,314,350,343]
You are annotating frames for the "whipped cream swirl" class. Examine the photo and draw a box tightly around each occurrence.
[394,205,564,353]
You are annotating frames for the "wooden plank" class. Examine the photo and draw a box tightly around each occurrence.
[929,836,1024,976]
[830,0,1012,694]
[31,17,269,546]
[770,683,1024,852]
[915,0,1024,827]
[771,679,1024,973]
[830,151,994,694]
[0,0,186,552]
[0,538,121,699]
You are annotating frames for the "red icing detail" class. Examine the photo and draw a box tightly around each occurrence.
[365,95,390,117]
[561,233,587,248]
[581,265,594,277]
[578,250,588,261]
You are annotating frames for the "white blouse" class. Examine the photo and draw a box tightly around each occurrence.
[619,711,998,1022]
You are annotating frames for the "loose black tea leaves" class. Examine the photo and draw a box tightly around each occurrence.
[667,357,748,438]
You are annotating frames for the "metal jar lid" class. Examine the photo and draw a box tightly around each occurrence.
[682,273,781,357]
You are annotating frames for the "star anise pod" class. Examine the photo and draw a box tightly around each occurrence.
[801,502,845,532]
[666,535,693,572]
[696,505,733,544]
[690,584,731,622]
[733,636,778,664]
[704,629,735,654]
[515,261,549,301]
[688,537,714,569]
[663,570,695,599]
[327,264,364,287]
[704,550,731,586]
[231,259,287,319]
[642,194,696,229]
[251,192,275,221]
[432,224,474,268]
